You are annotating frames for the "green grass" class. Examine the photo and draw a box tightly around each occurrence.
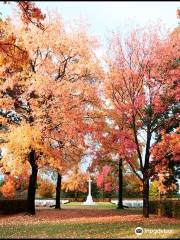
[65,202,117,209]
[64,202,142,214]
[0,222,179,239]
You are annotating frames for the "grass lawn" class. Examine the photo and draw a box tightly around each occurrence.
[0,202,179,239]
[0,221,179,239]
[65,201,117,208]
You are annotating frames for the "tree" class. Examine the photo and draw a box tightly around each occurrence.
[104,24,179,217]
[151,127,180,196]
[0,175,15,198]
[0,10,100,214]
[37,177,55,198]
[94,160,142,200]
[149,180,160,199]
[62,168,88,200]
[0,6,46,213]
[50,140,85,209]
[87,107,139,208]
[4,1,45,29]
[96,165,117,199]
[0,174,30,199]
[123,173,143,198]
[1,123,60,213]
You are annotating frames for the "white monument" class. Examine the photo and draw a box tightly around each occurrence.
[83,177,95,205]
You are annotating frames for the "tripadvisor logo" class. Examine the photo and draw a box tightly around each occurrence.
[135,227,143,236]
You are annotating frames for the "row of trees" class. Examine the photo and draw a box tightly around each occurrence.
[0,2,179,218]
[0,167,144,200]
[1,167,176,201]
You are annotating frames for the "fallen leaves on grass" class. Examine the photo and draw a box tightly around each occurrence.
[0,207,180,227]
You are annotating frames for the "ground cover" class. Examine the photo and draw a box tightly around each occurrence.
[0,203,179,239]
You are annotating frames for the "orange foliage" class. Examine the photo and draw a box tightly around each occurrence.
[62,169,88,193]
[157,173,177,194]
[0,10,101,193]
[37,179,55,198]
[4,1,45,29]
[0,176,16,198]
[124,174,143,193]
[0,20,29,75]
[151,127,180,178]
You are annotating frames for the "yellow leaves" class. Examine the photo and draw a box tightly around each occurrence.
[45,156,63,172]
[5,122,42,154]
[1,122,64,174]
[37,178,55,198]
[62,170,88,193]
[1,150,30,176]
[2,123,42,170]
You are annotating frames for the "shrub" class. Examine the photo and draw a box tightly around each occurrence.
[173,201,180,218]
[150,200,180,218]
[0,177,16,199]
[162,201,173,217]
[149,200,159,214]
[37,179,55,198]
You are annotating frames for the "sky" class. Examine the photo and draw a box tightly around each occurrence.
[0,1,180,42]
[37,1,180,35]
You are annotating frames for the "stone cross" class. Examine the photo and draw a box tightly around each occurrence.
[88,177,92,196]
[83,176,95,205]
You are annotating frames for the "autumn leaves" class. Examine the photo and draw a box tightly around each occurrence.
[0,3,179,217]
[0,4,101,214]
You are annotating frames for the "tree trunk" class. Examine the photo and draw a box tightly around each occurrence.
[142,128,151,218]
[27,149,38,215]
[74,192,78,201]
[117,158,123,209]
[143,175,149,218]
[102,189,104,201]
[55,173,62,209]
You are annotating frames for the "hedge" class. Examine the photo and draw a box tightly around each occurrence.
[149,200,180,218]
[0,200,28,214]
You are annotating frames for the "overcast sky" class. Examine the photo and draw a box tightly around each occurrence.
[0,1,180,39]
[38,1,180,33]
